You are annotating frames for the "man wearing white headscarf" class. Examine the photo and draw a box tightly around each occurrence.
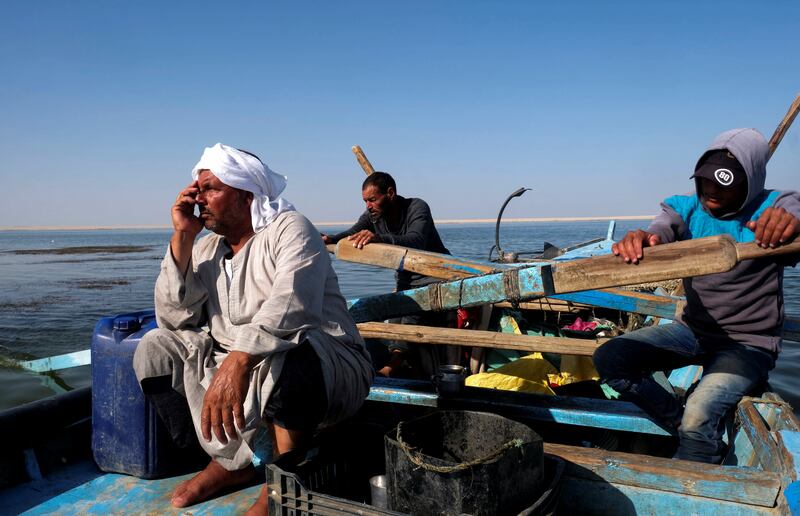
[133,144,373,513]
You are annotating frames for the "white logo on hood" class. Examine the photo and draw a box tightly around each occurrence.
[714,168,734,186]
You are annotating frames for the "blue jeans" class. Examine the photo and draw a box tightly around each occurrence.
[593,323,775,463]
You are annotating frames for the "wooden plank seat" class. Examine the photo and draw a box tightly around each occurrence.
[546,442,782,508]
[367,377,673,436]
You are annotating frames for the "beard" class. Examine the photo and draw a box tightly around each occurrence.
[201,209,253,236]
[200,208,229,234]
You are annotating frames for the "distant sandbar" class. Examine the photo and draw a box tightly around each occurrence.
[0,215,653,231]
[318,215,654,226]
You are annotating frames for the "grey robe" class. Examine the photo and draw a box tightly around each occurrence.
[134,211,373,470]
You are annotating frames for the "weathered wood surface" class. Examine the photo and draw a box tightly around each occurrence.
[551,288,686,319]
[351,145,376,175]
[546,442,781,507]
[332,238,800,339]
[366,377,672,435]
[737,400,783,473]
[494,298,590,312]
[344,260,800,345]
[334,235,800,295]
[736,239,800,261]
[776,430,800,483]
[768,93,800,160]
[357,321,605,356]
[762,392,800,432]
[367,379,439,407]
[337,236,800,297]
[345,257,686,322]
[559,476,778,515]
[334,241,500,279]
[550,235,740,294]
[18,471,263,515]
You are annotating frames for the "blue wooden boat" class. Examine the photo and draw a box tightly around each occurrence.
[3,223,800,515]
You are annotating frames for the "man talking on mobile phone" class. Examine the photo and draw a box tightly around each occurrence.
[133,143,373,513]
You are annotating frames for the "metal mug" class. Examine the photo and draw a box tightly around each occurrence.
[432,364,467,396]
[369,474,387,509]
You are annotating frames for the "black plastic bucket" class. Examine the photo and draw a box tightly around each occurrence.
[519,455,565,516]
[385,410,544,515]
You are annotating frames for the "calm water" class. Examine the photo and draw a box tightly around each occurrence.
[1,220,799,411]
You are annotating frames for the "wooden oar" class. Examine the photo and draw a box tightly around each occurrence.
[333,241,501,279]
[357,321,605,356]
[768,93,800,160]
[346,236,800,323]
[334,236,800,295]
[547,235,800,294]
[352,145,376,175]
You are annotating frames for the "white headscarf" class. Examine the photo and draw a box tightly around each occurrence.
[191,143,295,233]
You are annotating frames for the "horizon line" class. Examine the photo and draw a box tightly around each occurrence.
[0,215,654,232]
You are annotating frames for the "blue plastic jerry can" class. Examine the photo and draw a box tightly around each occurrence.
[91,311,272,477]
[90,310,177,478]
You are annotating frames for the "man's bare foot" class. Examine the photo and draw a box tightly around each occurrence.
[245,485,269,515]
[171,460,256,508]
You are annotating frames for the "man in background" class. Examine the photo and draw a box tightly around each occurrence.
[321,171,450,377]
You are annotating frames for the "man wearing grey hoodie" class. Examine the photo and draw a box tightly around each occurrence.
[593,128,800,463]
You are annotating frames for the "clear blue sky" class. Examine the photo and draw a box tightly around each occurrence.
[1,1,798,227]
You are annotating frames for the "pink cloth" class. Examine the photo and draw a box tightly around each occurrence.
[563,317,597,332]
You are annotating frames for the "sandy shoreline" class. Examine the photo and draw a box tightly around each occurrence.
[0,215,653,231]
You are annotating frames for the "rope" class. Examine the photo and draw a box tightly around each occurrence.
[740,396,794,409]
[733,396,796,429]
[502,269,521,305]
[395,422,524,474]
[428,283,443,311]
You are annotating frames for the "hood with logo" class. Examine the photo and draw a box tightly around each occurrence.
[693,128,768,216]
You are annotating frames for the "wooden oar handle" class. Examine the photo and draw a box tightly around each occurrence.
[550,236,800,294]
[735,239,800,261]
[768,94,800,161]
[352,145,376,175]
[334,241,500,279]
[356,321,604,356]
[549,235,740,294]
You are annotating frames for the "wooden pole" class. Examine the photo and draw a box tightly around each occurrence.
[768,93,800,161]
[352,145,376,175]
[334,240,500,279]
[549,235,800,294]
[336,237,800,296]
[346,236,800,323]
[357,321,605,356]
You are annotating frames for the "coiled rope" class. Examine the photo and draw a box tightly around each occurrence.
[395,421,525,474]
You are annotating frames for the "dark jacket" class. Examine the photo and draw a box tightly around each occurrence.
[329,196,450,290]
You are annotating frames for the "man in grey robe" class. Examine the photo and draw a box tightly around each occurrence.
[133,143,373,513]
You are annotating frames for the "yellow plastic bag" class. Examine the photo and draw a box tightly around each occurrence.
[465,353,557,395]
[547,356,600,387]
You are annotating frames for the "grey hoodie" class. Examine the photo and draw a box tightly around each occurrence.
[647,128,800,353]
